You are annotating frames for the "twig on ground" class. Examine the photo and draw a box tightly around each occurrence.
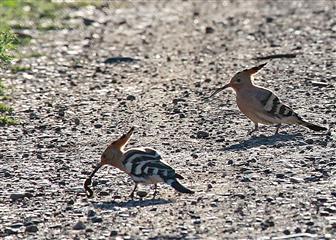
[253,53,300,60]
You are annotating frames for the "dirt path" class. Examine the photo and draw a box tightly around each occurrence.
[1,1,335,239]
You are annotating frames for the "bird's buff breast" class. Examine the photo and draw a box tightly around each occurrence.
[236,95,273,124]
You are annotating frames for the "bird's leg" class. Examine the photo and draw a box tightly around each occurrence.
[129,183,138,200]
[248,123,259,135]
[275,124,281,135]
[152,184,158,200]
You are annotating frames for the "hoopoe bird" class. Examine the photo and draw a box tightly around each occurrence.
[84,127,194,199]
[209,63,327,135]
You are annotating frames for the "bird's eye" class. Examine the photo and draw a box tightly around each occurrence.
[236,78,241,83]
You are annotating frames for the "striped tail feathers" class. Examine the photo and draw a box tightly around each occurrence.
[122,148,194,194]
[299,120,327,131]
[260,91,327,132]
[165,178,194,194]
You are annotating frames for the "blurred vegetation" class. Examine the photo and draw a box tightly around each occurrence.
[0,102,14,113]
[0,0,103,126]
[11,65,31,73]
[0,0,103,31]
[0,31,17,125]
[0,115,17,125]
[0,31,15,64]
[0,80,7,97]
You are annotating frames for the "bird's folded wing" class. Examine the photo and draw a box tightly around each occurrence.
[131,160,176,183]
[123,148,175,179]
[253,90,299,122]
[123,148,161,164]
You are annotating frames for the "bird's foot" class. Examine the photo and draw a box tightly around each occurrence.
[247,129,258,136]
[274,124,281,135]
[247,124,259,136]
[129,192,135,200]
[152,185,158,200]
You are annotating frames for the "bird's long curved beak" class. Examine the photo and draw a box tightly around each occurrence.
[84,162,102,198]
[208,84,230,99]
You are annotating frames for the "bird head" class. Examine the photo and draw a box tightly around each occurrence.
[101,126,135,166]
[209,63,267,98]
[84,127,135,197]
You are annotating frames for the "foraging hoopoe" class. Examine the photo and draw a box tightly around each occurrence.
[209,63,327,135]
[84,127,194,199]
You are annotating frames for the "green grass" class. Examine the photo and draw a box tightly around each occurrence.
[26,51,43,58]
[0,0,105,126]
[0,80,6,96]
[0,79,16,125]
[0,31,16,125]
[11,65,31,73]
[0,115,17,125]
[0,0,103,31]
[0,102,13,113]
[0,31,15,64]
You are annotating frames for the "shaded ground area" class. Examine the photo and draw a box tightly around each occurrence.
[1,1,336,239]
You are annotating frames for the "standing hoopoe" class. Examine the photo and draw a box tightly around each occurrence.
[84,127,194,199]
[209,63,327,135]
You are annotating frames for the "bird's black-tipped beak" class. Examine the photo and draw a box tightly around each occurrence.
[208,84,230,99]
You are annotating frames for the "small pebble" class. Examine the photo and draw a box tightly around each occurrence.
[126,95,136,101]
[137,191,148,198]
[196,131,209,139]
[205,26,214,34]
[10,193,26,201]
[99,191,109,196]
[74,118,80,125]
[241,176,252,182]
[25,225,38,233]
[73,221,86,230]
[276,173,285,179]
[290,177,302,183]
[91,216,103,223]
[193,219,201,224]
[94,123,103,128]
[87,210,96,217]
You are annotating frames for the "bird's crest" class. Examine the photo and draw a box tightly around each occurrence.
[110,126,135,150]
[245,63,267,75]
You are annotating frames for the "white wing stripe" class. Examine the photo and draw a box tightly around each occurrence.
[126,152,160,163]
[264,94,277,112]
[133,162,147,175]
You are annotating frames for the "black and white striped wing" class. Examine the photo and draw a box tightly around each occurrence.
[258,90,298,120]
[123,148,176,183]
[123,147,161,164]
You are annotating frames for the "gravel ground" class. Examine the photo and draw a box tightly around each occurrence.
[1,0,336,239]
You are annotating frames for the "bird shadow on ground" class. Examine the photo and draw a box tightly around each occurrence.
[93,198,172,210]
[221,132,305,151]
